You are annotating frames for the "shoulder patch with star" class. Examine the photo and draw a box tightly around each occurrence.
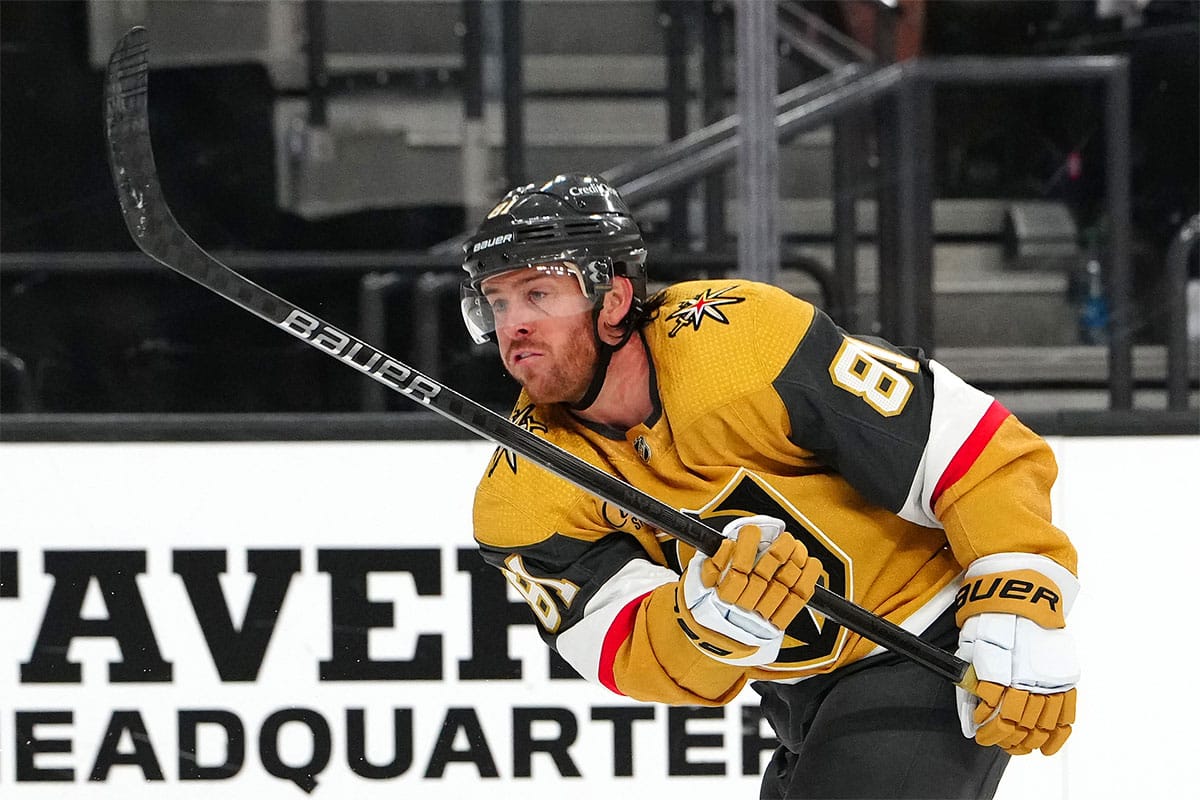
[664,285,745,337]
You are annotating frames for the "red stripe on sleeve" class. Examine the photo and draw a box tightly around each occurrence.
[598,591,652,696]
[931,399,1011,505]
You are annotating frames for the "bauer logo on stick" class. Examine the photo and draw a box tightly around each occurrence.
[278,310,441,404]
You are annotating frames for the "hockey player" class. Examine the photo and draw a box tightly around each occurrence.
[460,174,1079,798]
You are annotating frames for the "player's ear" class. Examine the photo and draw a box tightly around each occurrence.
[599,276,634,336]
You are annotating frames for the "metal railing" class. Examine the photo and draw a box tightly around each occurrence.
[0,248,840,414]
[1165,215,1200,412]
[300,1,1159,415]
[504,55,1143,410]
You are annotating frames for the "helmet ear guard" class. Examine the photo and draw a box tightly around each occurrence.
[581,256,614,296]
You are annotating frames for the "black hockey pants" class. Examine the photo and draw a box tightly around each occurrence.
[753,608,1010,800]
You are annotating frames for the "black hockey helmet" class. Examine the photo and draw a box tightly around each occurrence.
[460,173,647,344]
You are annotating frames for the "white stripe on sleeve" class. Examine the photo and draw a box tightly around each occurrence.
[555,558,678,684]
[895,360,996,528]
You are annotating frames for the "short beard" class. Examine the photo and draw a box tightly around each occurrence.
[511,321,599,406]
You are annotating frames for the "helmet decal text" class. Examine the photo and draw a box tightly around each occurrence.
[471,232,514,253]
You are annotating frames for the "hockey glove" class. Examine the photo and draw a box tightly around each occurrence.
[676,515,823,667]
[954,553,1080,756]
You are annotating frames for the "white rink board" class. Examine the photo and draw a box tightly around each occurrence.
[0,435,1196,799]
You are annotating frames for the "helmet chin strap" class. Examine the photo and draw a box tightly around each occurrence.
[569,304,635,412]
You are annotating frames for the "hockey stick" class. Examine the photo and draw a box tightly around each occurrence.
[104,27,976,693]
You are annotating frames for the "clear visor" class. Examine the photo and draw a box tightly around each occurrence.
[460,261,592,344]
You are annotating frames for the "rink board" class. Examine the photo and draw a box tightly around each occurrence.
[0,436,1195,798]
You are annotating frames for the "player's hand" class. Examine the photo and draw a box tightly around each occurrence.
[675,515,823,667]
[953,554,1080,756]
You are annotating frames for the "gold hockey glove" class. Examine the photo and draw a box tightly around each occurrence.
[677,515,822,667]
[971,681,1077,756]
[954,553,1080,756]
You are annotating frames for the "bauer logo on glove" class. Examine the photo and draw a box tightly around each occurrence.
[954,570,1065,629]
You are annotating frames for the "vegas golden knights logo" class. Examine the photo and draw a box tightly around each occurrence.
[665,285,745,337]
[686,469,852,670]
[633,435,652,462]
[487,404,547,477]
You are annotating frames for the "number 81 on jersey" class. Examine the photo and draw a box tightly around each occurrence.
[828,336,920,417]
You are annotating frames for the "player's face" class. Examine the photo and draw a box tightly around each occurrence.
[482,264,598,404]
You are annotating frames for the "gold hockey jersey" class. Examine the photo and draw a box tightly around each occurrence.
[472,279,1077,706]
